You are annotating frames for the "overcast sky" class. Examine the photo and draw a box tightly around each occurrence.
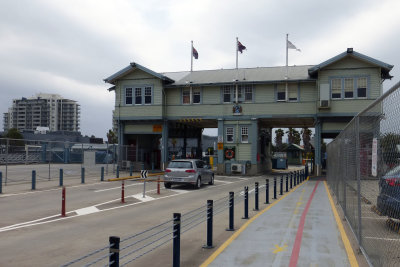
[1,0,399,139]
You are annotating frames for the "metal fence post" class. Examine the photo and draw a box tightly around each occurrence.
[265,179,269,204]
[280,176,283,195]
[355,116,362,246]
[203,200,214,249]
[227,192,234,231]
[173,213,181,267]
[109,236,120,267]
[130,164,133,176]
[59,169,63,187]
[101,166,104,182]
[81,167,85,184]
[32,170,36,190]
[243,186,249,219]
[254,182,259,211]
[273,177,277,199]
[116,165,120,178]
[0,171,2,194]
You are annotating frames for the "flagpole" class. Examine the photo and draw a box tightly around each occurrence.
[236,37,238,69]
[285,33,289,101]
[191,40,193,72]
[235,37,239,103]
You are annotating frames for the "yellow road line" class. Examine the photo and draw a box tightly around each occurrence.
[323,181,359,267]
[200,179,307,267]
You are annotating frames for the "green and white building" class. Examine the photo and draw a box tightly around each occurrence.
[105,48,393,175]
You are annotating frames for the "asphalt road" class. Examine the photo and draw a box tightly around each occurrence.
[0,169,289,267]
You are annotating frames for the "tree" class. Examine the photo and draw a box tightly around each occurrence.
[106,129,118,144]
[301,127,312,151]
[4,128,23,140]
[274,128,285,151]
[286,128,301,145]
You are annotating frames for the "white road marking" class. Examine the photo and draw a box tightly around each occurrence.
[132,194,155,202]
[214,179,232,184]
[94,182,143,193]
[170,189,190,194]
[75,206,100,216]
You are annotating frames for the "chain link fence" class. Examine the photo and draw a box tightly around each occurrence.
[327,81,400,267]
[0,138,123,187]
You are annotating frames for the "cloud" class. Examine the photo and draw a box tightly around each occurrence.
[0,0,399,138]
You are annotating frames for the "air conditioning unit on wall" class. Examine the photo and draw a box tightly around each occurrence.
[319,100,330,109]
[231,164,242,172]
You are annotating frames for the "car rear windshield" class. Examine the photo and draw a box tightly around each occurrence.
[385,165,400,176]
[168,161,193,169]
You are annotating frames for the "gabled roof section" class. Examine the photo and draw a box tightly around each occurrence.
[308,48,394,79]
[104,62,175,84]
[285,143,305,151]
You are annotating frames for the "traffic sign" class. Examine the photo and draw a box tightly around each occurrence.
[141,170,148,179]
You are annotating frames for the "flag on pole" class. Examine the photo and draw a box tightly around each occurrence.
[192,47,198,59]
[287,40,301,52]
[237,41,246,53]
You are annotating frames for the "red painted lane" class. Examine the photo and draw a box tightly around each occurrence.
[289,180,321,267]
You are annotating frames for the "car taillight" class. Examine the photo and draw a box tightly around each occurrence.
[386,178,400,186]
[185,169,196,173]
[165,169,171,173]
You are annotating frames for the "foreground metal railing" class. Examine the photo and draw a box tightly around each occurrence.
[61,170,307,266]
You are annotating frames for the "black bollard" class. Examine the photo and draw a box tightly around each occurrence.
[273,177,277,199]
[173,213,181,267]
[254,182,259,211]
[265,179,269,204]
[243,186,249,219]
[109,236,120,267]
[227,192,235,231]
[286,174,289,192]
[203,200,214,249]
[280,176,283,195]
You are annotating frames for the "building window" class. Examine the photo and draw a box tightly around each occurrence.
[344,78,354,98]
[331,79,342,99]
[357,77,367,98]
[126,88,133,105]
[144,87,152,104]
[135,88,142,104]
[288,84,298,101]
[223,86,231,103]
[182,90,190,104]
[226,127,234,143]
[193,89,201,104]
[182,88,201,104]
[277,85,285,101]
[245,86,253,101]
[241,127,249,143]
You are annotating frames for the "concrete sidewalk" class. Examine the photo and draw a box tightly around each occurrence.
[202,178,358,267]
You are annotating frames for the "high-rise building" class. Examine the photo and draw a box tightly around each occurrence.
[3,93,80,132]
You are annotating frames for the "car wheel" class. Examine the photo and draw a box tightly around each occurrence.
[164,182,171,189]
[208,174,214,185]
[194,177,201,189]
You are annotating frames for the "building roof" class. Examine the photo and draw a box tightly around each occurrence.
[104,49,393,87]
[285,143,305,151]
[308,48,394,79]
[162,65,314,87]
[104,62,175,84]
